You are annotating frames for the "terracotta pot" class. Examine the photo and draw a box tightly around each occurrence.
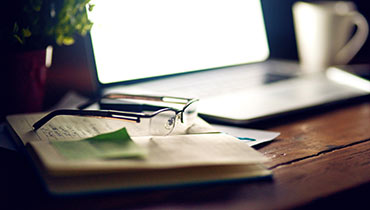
[1,46,53,117]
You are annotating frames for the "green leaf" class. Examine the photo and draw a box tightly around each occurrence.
[88,4,95,12]
[13,22,19,33]
[31,0,42,11]
[62,37,75,45]
[22,28,32,38]
[13,35,24,44]
[56,35,64,46]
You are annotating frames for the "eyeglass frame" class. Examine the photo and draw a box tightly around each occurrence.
[32,93,199,131]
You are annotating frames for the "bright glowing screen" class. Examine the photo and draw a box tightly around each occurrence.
[87,0,269,84]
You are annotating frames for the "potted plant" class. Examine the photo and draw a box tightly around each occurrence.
[0,0,93,118]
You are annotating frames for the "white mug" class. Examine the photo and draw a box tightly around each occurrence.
[293,1,368,73]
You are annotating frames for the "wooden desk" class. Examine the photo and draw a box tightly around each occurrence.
[2,101,370,210]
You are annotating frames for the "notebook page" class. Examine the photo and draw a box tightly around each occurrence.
[7,113,267,176]
[6,112,218,146]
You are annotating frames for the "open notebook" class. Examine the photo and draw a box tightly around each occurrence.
[6,113,271,195]
[84,0,370,124]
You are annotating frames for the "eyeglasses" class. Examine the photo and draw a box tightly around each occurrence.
[33,93,199,136]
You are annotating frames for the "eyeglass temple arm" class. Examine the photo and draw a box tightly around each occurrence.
[77,94,197,110]
[106,93,163,101]
[76,94,164,110]
[106,93,193,104]
[33,109,141,131]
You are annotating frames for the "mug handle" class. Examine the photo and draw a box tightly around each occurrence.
[335,11,369,64]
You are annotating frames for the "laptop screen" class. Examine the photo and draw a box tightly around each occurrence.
[87,0,269,85]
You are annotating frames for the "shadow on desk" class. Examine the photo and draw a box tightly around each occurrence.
[0,146,273,210]
[2,143,369,210]
[298,182,370,210]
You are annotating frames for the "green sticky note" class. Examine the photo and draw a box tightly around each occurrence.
[51,128,147,160]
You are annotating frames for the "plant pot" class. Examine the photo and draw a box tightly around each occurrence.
[1,46,53,118]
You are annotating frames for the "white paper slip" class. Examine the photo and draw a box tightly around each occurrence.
[211,124,280,147]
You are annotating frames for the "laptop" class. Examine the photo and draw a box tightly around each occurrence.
[84,0,370,125]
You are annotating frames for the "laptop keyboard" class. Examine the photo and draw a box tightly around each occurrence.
[104,61,369,123]
[118,60,300,99]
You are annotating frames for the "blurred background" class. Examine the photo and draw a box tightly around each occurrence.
[2,0,370,114]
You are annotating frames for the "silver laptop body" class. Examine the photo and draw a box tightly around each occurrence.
[85,0,370,124]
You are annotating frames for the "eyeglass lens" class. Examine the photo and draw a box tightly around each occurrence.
[182,100,198,125]
[149,110,177,136]
[148,100,198,136]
